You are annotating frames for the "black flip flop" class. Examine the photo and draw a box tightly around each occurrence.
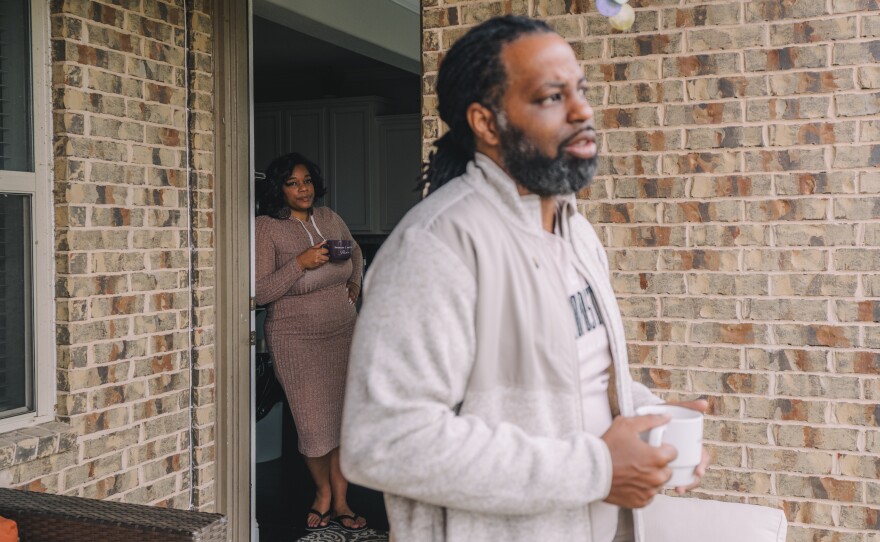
[331,513,368,532]
[304,508,331,531]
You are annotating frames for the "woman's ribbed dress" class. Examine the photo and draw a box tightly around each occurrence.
[255,206,363,457]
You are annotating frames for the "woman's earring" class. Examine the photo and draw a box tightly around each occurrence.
[278,207,291,219]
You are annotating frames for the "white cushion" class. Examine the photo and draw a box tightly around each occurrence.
[642,494,787,542]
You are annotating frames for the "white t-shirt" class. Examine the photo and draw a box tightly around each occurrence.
[547,229,619,542]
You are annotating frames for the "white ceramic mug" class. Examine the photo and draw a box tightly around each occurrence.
[635,404,704,488]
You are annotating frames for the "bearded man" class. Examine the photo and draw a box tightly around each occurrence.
[340,15,709,542]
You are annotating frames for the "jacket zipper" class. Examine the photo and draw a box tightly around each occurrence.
[568,231,630,416]
[568,226,644,542]
[535,234,588,433]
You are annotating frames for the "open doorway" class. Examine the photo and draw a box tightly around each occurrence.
[249,2,421,540]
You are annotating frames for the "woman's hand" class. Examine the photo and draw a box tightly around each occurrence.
[347,281,360,304]
[296,242,329,270]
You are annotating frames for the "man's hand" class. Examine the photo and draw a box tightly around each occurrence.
[602,414,677,509]
[296,242,329,270]
[664,399,711,495]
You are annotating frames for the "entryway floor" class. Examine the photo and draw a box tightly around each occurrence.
[257,456,389,541]
[256,411,389,542]
[296,526,389,541]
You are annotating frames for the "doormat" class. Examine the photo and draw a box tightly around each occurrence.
[296,526,388,542]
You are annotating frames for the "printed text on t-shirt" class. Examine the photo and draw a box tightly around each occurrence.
[569,285,604,338]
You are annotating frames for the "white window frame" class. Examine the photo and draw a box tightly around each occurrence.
[0,0,55,432]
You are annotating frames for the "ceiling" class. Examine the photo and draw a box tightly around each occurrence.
[388,0,419,13]
[253,16,409,81]
[253,0,421,74]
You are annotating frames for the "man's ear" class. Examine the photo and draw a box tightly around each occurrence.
[466,102,500,150]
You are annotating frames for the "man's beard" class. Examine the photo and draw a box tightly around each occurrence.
[496,117,598,197]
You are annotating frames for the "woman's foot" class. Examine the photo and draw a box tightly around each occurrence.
[331,504,367,532]
[305,492,332,531]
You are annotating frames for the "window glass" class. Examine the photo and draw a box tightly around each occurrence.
[0,194,32,416]
[0,0,33,173]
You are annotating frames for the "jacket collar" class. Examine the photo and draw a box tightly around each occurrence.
[469,153,579,238]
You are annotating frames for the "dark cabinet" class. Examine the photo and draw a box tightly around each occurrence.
[328,104,373,232]
[253,110,282,175]
[254,98,420,234]
[284,106,327,180]
[376,114,421,232]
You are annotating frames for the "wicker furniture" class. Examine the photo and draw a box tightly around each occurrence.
[0,488,226,541]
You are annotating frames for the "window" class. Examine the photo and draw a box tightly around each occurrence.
[0,0,53,426]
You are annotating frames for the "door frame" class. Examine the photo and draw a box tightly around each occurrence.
[213,0,254,539]
[214,1,424,537]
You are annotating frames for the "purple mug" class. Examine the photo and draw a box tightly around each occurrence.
[324,239,352,262]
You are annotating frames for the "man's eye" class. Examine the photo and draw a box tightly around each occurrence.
[577,87,588,98]
[540,93,563,105]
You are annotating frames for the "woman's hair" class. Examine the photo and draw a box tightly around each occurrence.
[419,16,553,196]
[259,152,327,219]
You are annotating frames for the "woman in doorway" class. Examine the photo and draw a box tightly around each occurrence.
[255,152,367,533]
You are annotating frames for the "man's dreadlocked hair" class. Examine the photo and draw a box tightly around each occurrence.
[419,16,553,196]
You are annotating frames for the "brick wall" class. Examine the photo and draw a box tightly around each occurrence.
[423,1,880,540]
[9,0,217,511]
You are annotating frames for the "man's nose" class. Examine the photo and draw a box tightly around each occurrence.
[568,95,594,124]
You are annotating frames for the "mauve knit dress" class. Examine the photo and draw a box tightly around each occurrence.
[255,206,363,457]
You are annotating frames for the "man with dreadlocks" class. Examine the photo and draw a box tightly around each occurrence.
[340,15,708,542]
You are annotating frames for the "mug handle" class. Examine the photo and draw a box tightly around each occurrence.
[648,425,667,447]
